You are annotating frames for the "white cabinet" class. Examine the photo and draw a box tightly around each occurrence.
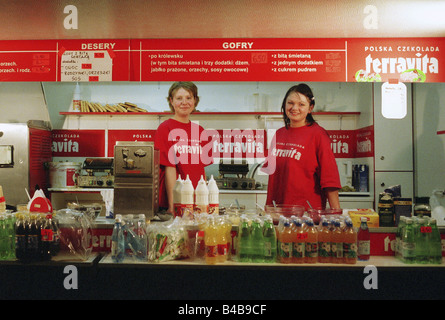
[373,83,413,171]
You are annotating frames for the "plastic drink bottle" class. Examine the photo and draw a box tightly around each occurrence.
[428,219,442,264]
[111,214,125,263]
[0,214,8,260]
[291,218,305,264]
[238,217,252,262]
[395,216,406,260]
[401,218,416,263]
[181,175,194,217]
[6,213,15,259]
[208,175,219,215]
[263,216,277,263]
[414,218,428,263]
[331,220,344,263]
[304,219,318,263]
[27,214,40,261]
[135,214,148,260]
[194,175,209,214]
[40,214,53,261]
[343,219,357,264]
[278,219,293,263]
[173,175,183,217]
[15,214,27,262]
[216,216,229,263]
[318,219,332,263]
[357,217,370,261]
[205,215,218,264]
[250,218,265,262]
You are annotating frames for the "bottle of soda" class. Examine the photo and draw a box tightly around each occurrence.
[357,217,370,261]
[40,215,53,261]
[395,216,406,260]
[15,213,27,262]
[304,219,318,263]
[250,217,264,263]
[238,216,252,262]
[331,219,344,263]
[263,216,277,263]
[318,219,332,263]
[428,219,442,264]
[204,215,218,264]
[401,218,416,264]
[291,218,305,264]
[111,214,125,263]
[6,213,16,260]
[414,218,428,263]
[27,214,41,261]
[277,218,292,264]
[216,216,229,263]
[0,214,8,260]
[343,219,357,264]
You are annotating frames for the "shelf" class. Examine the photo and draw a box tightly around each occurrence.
[60,111,361,116]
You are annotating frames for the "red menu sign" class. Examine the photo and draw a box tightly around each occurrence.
[0,38,444,82]
[0,40,58,81]
[130,38,347,81]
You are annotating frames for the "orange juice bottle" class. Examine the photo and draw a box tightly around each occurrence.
[204,216,218,264]
[343,219,357,264]
[277,218,293,264]
[331,219,344,264]
[318,219,332,263]
[291,218,305,264]
[304,219,318,263]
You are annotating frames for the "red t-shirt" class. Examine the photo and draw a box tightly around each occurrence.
[154,119,212,208]
[262,123,341,210]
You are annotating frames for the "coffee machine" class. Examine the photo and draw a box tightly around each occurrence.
[113,141,159,219]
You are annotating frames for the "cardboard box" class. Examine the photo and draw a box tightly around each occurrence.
[347,209,379,228]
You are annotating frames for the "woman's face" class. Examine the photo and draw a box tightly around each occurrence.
[285,91,313,128]
[170,88,196,119]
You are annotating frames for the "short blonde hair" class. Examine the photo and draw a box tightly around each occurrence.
[167,81,200,112]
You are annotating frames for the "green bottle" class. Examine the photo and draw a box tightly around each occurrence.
[428,219,443,264]
[401,218,416,263]
[238,217,251,262]
[0,214,8,260]
[250,218,264,263]
[414,218,428,264]
[263,216,277,263]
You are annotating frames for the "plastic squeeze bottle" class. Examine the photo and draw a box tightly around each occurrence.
[208,175,219,214]
[194,175,209,214]
[173,175,183,217]
[180,175,194,217]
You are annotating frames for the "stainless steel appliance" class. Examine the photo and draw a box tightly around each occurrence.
[215,160,256,190]
[0,120,52,207]
[113,141,159,219]
[77,157,114,188]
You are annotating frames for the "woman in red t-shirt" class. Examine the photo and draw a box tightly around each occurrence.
[262,83,341,210]
[154,82,212,213]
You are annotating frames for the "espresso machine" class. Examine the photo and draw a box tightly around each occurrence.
[113,141,159,219]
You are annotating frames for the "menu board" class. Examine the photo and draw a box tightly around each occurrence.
[0,38,444,83]
[131,38,347,81]
[0,40,58,81]
[57,39,130,82]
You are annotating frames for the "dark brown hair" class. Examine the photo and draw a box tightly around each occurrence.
[281,83,316,129]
